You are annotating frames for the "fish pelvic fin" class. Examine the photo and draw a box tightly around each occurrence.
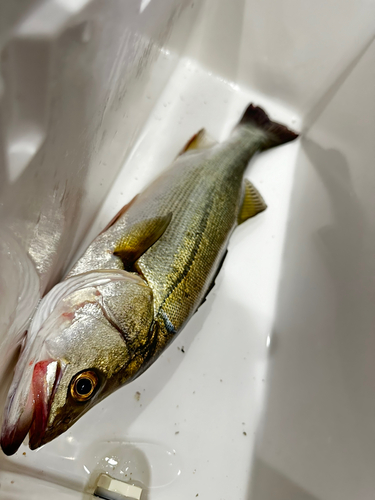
[178,128,217,156]
[237,104,298,150]
[114,213,172,267]
[238,179,267,224]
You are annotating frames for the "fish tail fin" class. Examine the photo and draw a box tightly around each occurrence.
[237,104,298,149]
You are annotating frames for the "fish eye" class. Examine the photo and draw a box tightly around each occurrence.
[70,371,98,402]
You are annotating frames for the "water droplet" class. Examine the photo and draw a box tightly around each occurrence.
[82,441,181,493]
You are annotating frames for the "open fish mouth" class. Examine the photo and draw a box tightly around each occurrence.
[1,359,61,456]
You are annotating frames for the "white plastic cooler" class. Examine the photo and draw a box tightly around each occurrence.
[0,0,374,498]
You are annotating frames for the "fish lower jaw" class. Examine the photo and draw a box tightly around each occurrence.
[0,419,31,456]
[28,434,43,451]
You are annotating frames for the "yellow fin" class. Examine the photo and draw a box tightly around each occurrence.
[238,179,267,224]
[114,213,172,266]
[178,128,217,155]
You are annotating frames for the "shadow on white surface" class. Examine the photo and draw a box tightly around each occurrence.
[249,457,320,500]
[302,34,375,131]
[247,133,375,499]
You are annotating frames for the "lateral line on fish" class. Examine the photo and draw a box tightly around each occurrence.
[156,194,213,323]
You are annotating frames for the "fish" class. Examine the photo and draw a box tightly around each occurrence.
[0,104,298,455]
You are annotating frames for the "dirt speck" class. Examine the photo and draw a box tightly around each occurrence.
[11,481,14,484]
[22,452,26,456]
[181,346,185,353]
[134,391,141,401]
[243,432,247,436]
[175,431,179,435]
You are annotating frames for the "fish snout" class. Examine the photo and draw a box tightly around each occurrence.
[1,359,61,455]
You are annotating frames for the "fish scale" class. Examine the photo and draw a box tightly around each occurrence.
[135,137,254,330]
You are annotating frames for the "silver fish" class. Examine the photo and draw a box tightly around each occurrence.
[1,104,298,455]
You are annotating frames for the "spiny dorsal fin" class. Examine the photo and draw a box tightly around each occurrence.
[114,213,172,266]
[178,128,217,156]
[238,179,267,224]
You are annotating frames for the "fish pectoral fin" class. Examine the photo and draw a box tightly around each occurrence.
[178,128,217,156]
[238,179,267,224]
[114,213,172,266]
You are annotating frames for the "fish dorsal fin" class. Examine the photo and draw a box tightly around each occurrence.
[178,128,217,156]
[114,213,172,267]
[238,179,267,224]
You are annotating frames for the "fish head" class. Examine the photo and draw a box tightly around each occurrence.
[1,270,154,455]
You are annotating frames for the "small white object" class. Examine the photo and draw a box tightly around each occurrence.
[95,473,143,500]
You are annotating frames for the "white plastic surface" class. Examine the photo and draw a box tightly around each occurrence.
[0,1,375,499]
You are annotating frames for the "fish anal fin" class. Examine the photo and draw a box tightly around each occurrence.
[114,213,172,267]
[178,128,217,156]
[197,249,228,311]
[101,194,139,233]
[238,179,267,224]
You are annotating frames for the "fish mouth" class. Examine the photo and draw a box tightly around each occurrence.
[1,359,61,456]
